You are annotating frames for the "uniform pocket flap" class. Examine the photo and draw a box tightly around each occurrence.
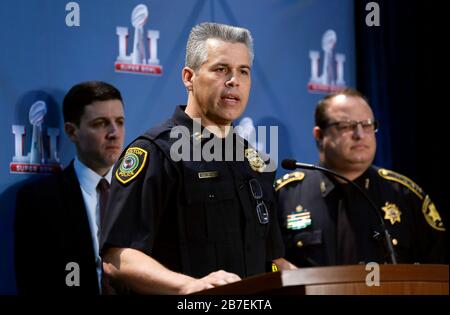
[185,181,235,204]
[293,230,323,246]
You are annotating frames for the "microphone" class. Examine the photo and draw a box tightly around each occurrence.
[281,159,398,264]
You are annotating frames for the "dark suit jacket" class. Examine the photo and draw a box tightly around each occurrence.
[14,161,100,295]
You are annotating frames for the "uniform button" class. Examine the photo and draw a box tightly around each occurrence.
[392,238,398,246]
[296,241,303,248]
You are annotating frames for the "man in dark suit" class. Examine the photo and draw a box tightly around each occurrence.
[14,81,125,295]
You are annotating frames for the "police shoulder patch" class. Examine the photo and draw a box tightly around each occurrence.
[378,168,424,200]
[422,195,445,232]
[274,171,305,192]
[115,147,148,184]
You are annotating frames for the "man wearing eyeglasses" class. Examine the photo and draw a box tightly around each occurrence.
[275,88,445,266]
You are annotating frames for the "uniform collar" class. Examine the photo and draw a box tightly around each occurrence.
[319,165,374,197]
[319,171,335,197]
[171,105,237,144]
[172,105,196,130]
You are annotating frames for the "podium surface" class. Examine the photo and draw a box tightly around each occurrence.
[198,264,448,295]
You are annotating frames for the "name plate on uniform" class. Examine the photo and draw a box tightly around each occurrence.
[198,171,219,179]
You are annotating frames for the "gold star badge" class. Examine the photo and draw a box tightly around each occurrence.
[382,202,402,225]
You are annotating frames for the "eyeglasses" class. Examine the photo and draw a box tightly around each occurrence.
[325,119,378,133]
[248,178,269,224]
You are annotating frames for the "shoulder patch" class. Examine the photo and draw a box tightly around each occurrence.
[422,195,445,232]
[274,172,305,192]
[115,147,148,184]
[378,168,424,199]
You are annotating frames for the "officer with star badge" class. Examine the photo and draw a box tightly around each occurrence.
[276,88,446,267]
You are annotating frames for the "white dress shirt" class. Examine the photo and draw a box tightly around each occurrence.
[73,157,112,291]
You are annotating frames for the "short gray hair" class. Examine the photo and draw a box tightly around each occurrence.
[185,22,254,72]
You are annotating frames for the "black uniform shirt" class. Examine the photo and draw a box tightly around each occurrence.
[101,106,284,278]
[275,166,446,266]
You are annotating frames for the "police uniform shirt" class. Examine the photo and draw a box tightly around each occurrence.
[101,106,284,279]
[275,166,446,267]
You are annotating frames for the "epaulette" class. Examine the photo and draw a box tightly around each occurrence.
[377,168,424,200]
[274,171,305,192]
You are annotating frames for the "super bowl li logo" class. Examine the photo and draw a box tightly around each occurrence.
[115,4,162,75]
[307,29,346,93]
[10,101,61,174]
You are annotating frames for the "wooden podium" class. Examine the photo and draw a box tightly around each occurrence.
[198,264,449,295]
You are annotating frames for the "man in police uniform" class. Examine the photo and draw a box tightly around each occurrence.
[100,22,293,295]
[275,89,446,266]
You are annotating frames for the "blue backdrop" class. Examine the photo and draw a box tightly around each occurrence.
[0,0,356,294]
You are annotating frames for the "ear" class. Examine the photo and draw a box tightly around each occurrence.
[182,67,195,91]
[313,126,324,149]
[64,122,78,143]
